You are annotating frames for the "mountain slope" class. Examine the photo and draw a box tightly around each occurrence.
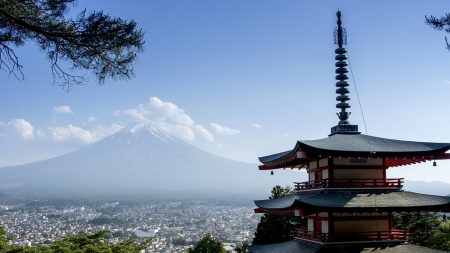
[0,125,300,198]
[403,180,450,196]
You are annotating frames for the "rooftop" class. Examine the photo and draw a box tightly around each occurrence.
[255,190,450,213]
[258,134,450,170]
[249,241,449,253]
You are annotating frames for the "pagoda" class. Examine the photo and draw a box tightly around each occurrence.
[250,11,450,253]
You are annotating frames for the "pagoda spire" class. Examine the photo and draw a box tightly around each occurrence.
[330,11,359,135]
[335,11,350,125]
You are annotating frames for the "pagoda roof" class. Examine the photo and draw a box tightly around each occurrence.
[259,133,450,169]
[250,240,321,253]
[360,244,450,253]
[254,190,450,213]
[300,134,450,154]
[249,241,448,253]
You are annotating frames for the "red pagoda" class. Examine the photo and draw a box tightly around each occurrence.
[250,11,450,253]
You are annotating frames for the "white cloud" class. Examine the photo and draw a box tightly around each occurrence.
[210,122,240,136]
[123,97,214,142]
[53,105,73,114]
[50,125,92,143]
[49,123,122,144]
[10,119,35,139]
[2,117,124,146]
[148,97,195,126]
[252,123,262,129]
[195,125,214,142]
[283,132,289,137]
[124,108,146,122]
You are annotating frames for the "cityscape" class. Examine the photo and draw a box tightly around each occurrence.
[0,199,257,252]
[1,1,450,253]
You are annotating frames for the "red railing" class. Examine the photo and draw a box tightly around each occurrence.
[296,229,328,242]
[294,178,403,190]
[295,229,408,243]
[294,180,326,190]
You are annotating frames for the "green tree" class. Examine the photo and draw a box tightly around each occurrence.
[0,228,151,252]
[0,0,144,88]
[427,220,450,251]
[393,212,441,245]
[252,185,304,245]
[0,227,12,251]
[188,234,225,253]
[270,185,293,199]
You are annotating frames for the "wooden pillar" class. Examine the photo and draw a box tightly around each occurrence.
[382,157,388,182]
[328,158,334,187]
[328,211,334,234]
[388,211,393,232]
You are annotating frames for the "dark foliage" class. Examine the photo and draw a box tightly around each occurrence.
[188,234,224,253]
[394,211,450,251]
[0,0,144,89]
[394,212,440,245]
[252,185,304,245]
[252,213,297,245]
[426,13,450,51]
[234,241,248,253]
[269,185,293,199]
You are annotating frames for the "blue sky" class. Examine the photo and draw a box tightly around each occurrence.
[1,1,450,182]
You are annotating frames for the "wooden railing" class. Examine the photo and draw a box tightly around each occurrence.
[295,228,408,243]
[296,229,328,242]
[294,180,327,190]
[294,178,403,190]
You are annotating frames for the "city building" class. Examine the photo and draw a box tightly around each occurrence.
[250,11,450,253]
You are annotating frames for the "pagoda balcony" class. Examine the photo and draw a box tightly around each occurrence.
[295,228,408,244]
[294,178,404,191]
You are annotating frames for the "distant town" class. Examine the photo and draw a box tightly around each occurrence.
[0,199,257,252]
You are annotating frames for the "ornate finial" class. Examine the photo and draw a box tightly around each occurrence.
[330,11,359,135]
[334,11,347,48]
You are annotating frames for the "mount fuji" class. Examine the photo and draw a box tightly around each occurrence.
[0,124,300,199]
